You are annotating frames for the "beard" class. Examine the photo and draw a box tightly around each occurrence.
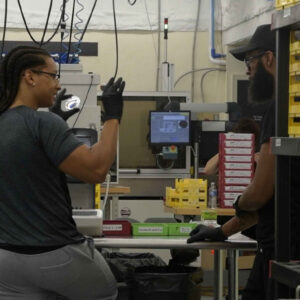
[248,60,275,104]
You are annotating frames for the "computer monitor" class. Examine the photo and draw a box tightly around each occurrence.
[149,111,191,145]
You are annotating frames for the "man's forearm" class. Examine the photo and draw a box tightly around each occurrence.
[222,212,258,237]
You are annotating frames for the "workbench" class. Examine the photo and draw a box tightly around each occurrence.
[94,234,257,300]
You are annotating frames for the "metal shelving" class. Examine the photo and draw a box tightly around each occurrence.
[272,261,300,288]
[271,137,300,156]
[272,3,300,30]
[271,3,300,298]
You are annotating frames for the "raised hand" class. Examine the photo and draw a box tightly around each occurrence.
[50,88,80,121]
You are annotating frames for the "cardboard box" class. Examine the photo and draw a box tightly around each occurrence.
[201,250,255,270]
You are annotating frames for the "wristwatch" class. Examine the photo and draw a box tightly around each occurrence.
[233,194,247,217]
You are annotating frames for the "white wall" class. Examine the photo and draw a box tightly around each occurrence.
[3,28,226,105]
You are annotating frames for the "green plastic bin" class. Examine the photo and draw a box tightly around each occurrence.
[168,223,197,236]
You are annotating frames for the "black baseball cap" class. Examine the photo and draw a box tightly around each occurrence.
[230,24,276,61]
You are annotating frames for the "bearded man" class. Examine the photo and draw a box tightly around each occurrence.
[187,24,300,300]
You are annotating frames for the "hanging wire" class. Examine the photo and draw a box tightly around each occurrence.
[112,0,119,80]
[17,0,62,46]
[191,0,201,102]
[156,154,175,170]
[73,0,97,58]
[200,68,225,103]
[58,0,67,75]
[174,67,221,87]
[0,0,8,60]
[128,0,137,5]
[144,0,158,59]
[40,0,53,46]
[41,4,64,46]
[60,0,70,62]
[66,0,76,63]
[72,0,84,59]
[17,0,40,45]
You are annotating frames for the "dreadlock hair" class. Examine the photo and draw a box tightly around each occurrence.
[0,46,51,113]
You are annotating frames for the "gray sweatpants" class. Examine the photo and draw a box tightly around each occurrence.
[0,240,117,300]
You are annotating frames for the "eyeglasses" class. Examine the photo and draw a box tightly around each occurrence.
[31,69,60,81]
[244,52,266,69]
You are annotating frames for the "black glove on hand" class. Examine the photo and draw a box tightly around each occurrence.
[187,224,227,244]
[100,77,125,123]
[49,88,80,121]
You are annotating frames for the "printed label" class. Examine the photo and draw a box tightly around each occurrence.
[224,177,252,184]
[180,227,192,233]
[224,133,253,140]
[224,148,252,155]
[224,163,252,170]
[103,224,123,231]
[224,141,253,148]
[225,170,252,177]
[224,155,252,162]
[138,227,163,233]
[224,186,247,192]
[120,207,131,217]
[224,192,242,199]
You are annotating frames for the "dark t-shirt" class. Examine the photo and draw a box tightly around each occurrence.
[0,106,85,249]
[257,100,300,249]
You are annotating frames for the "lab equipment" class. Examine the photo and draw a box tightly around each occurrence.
[72,209,103,237]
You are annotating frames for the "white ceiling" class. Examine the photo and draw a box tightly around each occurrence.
[0,0,275,45]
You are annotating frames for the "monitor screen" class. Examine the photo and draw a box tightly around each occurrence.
[149,111,191,145]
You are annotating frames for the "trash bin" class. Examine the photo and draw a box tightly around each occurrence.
[103,252,167,300]
[130,265,203,300]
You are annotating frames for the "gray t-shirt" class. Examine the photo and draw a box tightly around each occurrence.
[0,106,85,248]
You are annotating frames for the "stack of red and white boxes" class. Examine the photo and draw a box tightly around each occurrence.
[218,132,255,208]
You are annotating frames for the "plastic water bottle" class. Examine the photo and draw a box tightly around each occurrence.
[208,182,217,209]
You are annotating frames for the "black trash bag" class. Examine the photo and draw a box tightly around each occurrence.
[129,265,203,300]
[103,252,166,282]
[169,248,200,265]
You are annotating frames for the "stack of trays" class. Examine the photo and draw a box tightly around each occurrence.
[218,133,255,208]
[289,30,300,137]
[165,178,208,209]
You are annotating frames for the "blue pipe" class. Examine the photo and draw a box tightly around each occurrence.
[210,0,226,59]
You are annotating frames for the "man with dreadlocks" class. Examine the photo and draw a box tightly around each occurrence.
[0,46,124,300]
